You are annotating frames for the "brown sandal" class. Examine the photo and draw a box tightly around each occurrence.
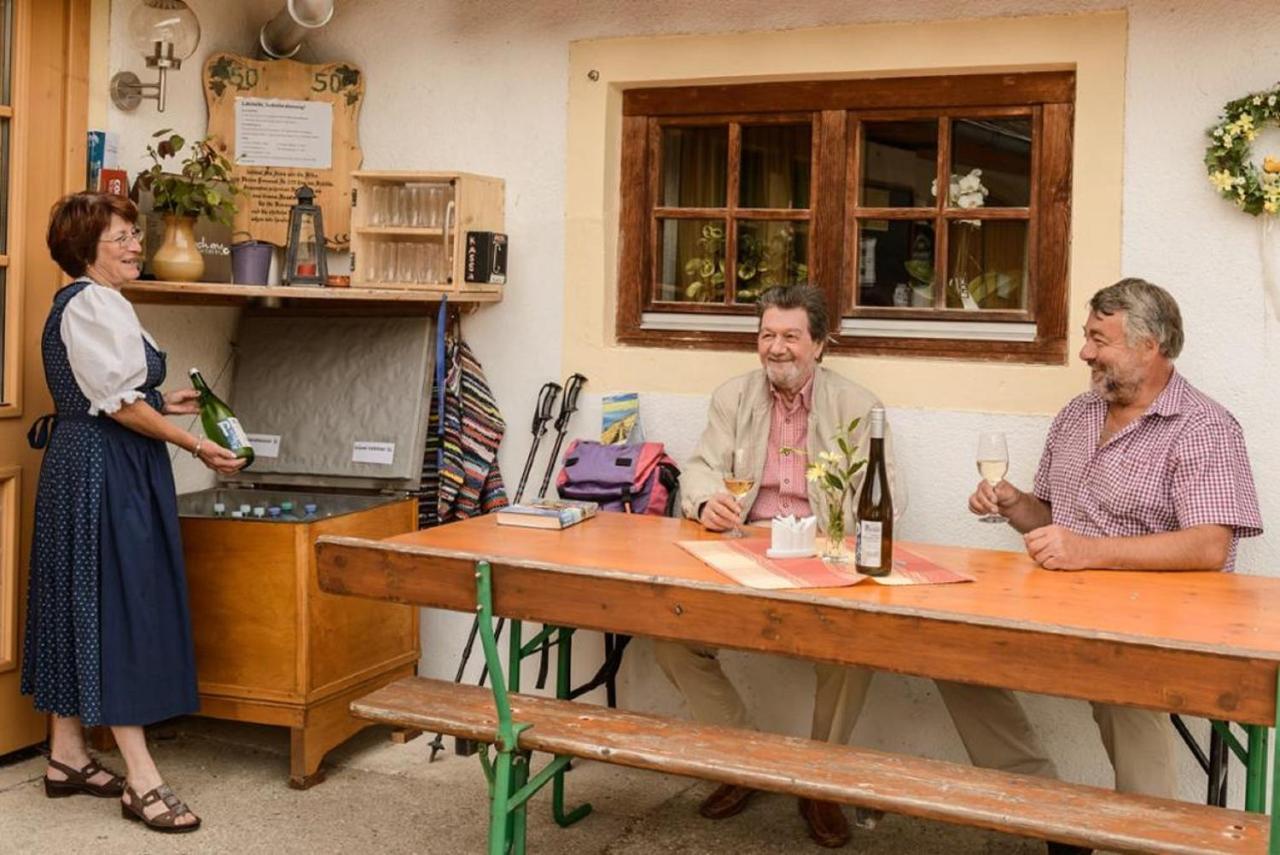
[43,757,126,798]
[120,783,202,833]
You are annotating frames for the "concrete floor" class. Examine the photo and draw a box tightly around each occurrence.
[0,716,1070,854]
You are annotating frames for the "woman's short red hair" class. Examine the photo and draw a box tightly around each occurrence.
[46,192,139,278]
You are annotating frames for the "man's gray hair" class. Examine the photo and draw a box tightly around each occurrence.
[1089,278,1184,359]
[757,285,828,345]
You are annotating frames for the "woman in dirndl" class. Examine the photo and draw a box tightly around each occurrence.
[22,192,244,832]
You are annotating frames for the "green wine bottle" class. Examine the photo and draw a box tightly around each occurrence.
[189,368,255,468]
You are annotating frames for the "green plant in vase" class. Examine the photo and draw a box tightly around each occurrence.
[136,129,242,282]
[804,417,866,562]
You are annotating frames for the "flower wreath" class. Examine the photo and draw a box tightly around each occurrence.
[1205,83,1280,215]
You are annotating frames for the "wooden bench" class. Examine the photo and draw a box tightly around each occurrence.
[354,675,1268,855]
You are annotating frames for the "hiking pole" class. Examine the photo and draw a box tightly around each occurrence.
[532,373,587,689]
[426,616,483,761]
[512,381,562,504]
[454,617,506,757]
[536,373,587,499]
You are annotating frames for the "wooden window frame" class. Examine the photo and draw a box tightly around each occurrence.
[0,0,24,415]
[616,71,1074,364]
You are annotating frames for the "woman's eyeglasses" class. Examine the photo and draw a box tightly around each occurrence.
[99,227,143,247]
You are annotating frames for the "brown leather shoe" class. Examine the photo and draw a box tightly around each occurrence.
[798,798,851,848]
[698,783,756,819]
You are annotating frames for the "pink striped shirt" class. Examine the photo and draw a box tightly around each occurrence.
[749,376,813,522]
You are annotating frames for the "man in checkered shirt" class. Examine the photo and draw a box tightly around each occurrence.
[969,277,1263,803]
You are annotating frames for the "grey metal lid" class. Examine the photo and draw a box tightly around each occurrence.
[226,310,434,492]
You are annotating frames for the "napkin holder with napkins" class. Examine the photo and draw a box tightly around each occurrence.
[765,514,817,559]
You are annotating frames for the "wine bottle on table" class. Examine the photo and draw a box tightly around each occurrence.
[855,405,892,577]
[189,368,255,468]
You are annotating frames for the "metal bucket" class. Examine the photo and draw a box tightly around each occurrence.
[230,239,274,285]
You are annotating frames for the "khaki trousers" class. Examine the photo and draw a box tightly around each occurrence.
[652,640,1056,777]
[1090,703,1177,797]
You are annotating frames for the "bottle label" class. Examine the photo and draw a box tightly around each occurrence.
[857,520,883,566]
[217,417,251,452]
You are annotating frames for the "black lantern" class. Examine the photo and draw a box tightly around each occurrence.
[283,185,328,287]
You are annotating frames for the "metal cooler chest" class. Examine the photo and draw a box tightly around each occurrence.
[176,311,434,788]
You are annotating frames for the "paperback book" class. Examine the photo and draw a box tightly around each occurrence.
[494,498,598,530]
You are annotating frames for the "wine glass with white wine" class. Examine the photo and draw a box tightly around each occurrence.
[721,448,753,538]
[976,431,1009,524]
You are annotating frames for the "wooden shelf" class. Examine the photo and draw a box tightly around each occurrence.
[355,226,446,238]
[122,280,502,307]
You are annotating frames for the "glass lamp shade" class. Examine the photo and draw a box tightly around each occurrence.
[128,0,201,62]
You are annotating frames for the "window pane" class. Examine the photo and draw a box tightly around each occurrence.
[735,220,809,304]
[946,219,1029,309]
[0,0,11,105]
[739,124,811,209]
[658,218,726,302]
[856,219,935,308]
[860,121,938,207]
[661,126,727,208]
[0,119,9,254]
[0,268,5,400]
[951,118,1032,207]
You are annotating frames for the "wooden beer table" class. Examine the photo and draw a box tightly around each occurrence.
[317,513,1280,854]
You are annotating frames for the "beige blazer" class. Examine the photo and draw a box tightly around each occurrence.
[680,366,898,529]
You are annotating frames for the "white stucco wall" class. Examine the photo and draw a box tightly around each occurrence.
[101,0,1277,804]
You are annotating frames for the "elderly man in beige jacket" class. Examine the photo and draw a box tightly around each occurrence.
[654,285,1059,850]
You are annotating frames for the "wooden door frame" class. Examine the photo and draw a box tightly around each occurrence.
[0,0,91,757]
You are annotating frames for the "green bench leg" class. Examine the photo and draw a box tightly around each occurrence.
[474,562,592,852]
[553,625,592,827]
[1271,669,1280,855]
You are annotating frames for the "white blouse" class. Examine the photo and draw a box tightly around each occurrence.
[60,281,160,416]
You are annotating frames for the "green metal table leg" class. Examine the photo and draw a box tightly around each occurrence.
[1270,670,1280,854]
[1246,724,1268,813]
[475,562,530,855]
[552,625,592,827]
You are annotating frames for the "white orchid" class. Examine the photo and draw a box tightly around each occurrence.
[931,168,989,213]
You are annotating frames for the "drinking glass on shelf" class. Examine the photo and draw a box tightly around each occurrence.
[721,447,753,538]
[377,241,396,283]
[413,243,431,283]
[369,185,388,226]
[408,184,427,228]
[976,431,1009,524]
[397,242,418,283]
[424,184,444,228]
[426,242,444,283]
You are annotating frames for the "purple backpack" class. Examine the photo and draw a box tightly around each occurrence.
[555,440,680,515]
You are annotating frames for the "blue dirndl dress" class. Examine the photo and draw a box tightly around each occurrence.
[21,279,199,726]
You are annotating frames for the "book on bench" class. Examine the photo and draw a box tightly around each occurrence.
[495,498,599,530]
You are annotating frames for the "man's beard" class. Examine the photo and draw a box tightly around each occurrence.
[766,359,807,392]
[1090,362,1140,404]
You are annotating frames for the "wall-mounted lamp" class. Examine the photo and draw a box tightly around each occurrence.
[109,0,202,113]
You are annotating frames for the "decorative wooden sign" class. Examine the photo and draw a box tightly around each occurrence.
[203,52,364,249]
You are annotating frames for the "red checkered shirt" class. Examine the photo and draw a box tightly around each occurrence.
[1032,371,1262,571]
[749,376,813,522]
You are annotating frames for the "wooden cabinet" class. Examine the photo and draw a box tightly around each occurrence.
[180,494,419,788]
[351,170,504,299]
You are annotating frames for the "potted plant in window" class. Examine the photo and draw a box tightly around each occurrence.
[136,129,241,282]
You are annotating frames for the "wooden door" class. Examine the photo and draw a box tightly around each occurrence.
[0,0,90,757]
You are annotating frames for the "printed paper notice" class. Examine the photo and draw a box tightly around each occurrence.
[353,441,395,466]
[245,433,281,459]
[235,98,333,169]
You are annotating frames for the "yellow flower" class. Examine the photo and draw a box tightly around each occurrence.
[1265,156,1280,174]
[1266,200,1279,214]
[806,463,824,482]
[1210,169,1238,191]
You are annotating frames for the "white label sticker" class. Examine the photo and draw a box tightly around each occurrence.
[216,417,251,452]
[353,441,396,465]
[234,97,334,169]
[245,433,281,459]
[857,520,883,566]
